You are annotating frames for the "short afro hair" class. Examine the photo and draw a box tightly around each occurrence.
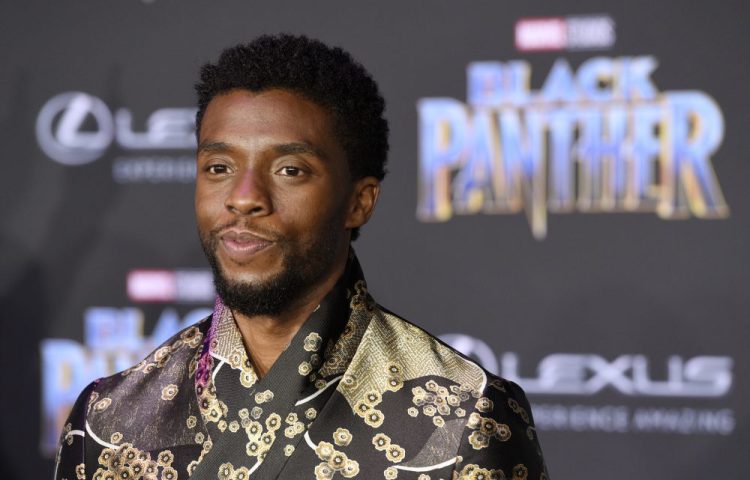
[195,35,389,236]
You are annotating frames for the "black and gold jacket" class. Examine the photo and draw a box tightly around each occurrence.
[55,257,549,480]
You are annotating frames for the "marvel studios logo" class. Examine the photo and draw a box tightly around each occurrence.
[127,269,214,303]
[515,15,615,52]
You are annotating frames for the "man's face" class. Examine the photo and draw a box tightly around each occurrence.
[195,89,357,316]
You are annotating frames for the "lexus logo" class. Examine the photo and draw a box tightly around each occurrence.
[36,92,114,165]
[36,91,197,166]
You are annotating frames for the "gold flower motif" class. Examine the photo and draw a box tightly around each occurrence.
[304,332,323,352]
[341,459,360,478]
[422,405,436,417]
[467,412,481,429]
[109,432,123,444]
[327,451,349,470]
[234,467,249,480]
[386,363,401,375]
[364,390,382,406]
[468,467,493,480]
[298,361,313,376]
[384,466,398,479]
[372,432,390,450]
[305,407,317,420]
[468,431,490,450]
[260,431,275,447]
[386,444,406,462]
[284,444,295,456]
[161,466,177,480]
[75,464,85,480]
[246,440,261,456]
[354,400,371,416]
[229,421,240,433]
[480,417,498,436]
[186,416,197,428]
[475,397,493,413]
[97,449,114,468]
[314,462,334,480]
[156,450,174,467]
[240,370,257,388]
[386,377,403,392]
[218,463,233,480]
[315,441,335,461]
[161,384,179,401]
[364,409,384,427]
[341,374,358,389]
[512,464,528,480]
[333,427,352,446]
[93,398,112,412]
[498,423,512,441]
[266,413,281,431]
[432,416,445,427]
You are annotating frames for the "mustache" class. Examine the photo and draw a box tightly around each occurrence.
[208,220,282,243]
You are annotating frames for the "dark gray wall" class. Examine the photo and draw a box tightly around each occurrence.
[1,1,747,478]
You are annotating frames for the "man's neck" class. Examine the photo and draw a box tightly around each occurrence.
[231,257,347,378]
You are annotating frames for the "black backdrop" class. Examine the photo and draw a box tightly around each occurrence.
[1,1,748,478]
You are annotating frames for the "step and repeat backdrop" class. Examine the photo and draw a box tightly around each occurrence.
[1,1,748,478]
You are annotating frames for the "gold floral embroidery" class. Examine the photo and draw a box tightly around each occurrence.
[313,440,359,479]
[161,384,178,401]
[284,412,305,439]
[465,412,511,449]
[385,443,405,463]
[93,398,112,412]
[94,444,177,480]
[512,464,528,480]
[453,463,505,480]
[217,463,249,480]
[372,432,390,451]
[507,398,530,424]
[304,332,323,352]
[333,428,352,446]
[254,390,274,404]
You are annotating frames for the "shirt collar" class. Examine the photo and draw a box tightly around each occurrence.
[200,251,366,401]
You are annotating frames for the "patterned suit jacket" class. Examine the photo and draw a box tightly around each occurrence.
[55,257,549,480]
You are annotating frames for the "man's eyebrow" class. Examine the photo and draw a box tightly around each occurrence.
[274,142,326,159]
[197,141,233,155]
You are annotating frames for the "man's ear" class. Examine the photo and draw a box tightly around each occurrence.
[345,176,380,229]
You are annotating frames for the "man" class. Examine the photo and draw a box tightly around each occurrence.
[55,34,549,480]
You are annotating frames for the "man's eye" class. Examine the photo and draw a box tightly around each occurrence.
[207,164,229,174]
[278,166,303,177]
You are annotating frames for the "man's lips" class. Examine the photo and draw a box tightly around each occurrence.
[219,229,274,261]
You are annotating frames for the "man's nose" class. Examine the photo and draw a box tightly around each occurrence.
[225,169,272,215]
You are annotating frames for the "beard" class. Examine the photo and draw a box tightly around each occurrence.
[199,217,343,317]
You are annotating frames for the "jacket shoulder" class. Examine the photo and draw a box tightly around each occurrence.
[83,316,211,451]
[340,306,490,404]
